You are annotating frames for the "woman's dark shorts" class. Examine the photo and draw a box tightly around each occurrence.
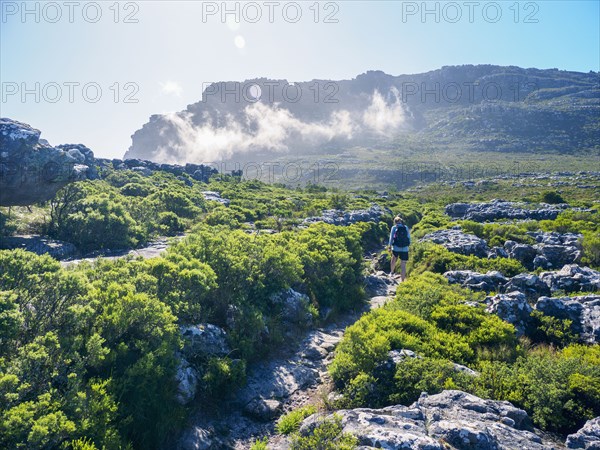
[392,250,409,261]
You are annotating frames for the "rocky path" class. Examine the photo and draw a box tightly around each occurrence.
[176,265,399,450]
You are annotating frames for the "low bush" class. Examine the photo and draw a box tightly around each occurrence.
[276,405,317,435]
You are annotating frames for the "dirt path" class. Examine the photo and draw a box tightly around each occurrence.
[176,264,399,450]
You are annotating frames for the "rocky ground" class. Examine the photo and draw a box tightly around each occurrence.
[175,266,399,450]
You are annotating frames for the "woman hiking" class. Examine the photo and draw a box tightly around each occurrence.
[387,215,411,281]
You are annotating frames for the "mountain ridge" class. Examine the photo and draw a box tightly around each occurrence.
[125,64,599,164]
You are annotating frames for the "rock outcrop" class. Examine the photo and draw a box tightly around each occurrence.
[445,199,573,222]
[535,295,600,344]
[444,269,507,292]
[0,235,76,259]
[540,265,600,294]
[502,273,551,301]
[175,323,231,405]
[485,291,533,337]
[295,390,558,450]
[200,191,230,206]
[269,289,313,328]
[421,229,489,257]
[0,118,93,206]
[180,323,230,359]
[566,417,600,449]
[302,205,391,226]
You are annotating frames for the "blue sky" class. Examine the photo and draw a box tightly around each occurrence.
[1,0,599,159]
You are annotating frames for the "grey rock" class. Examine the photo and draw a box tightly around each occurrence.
[364,274,392,297]
[488,246,509,259]
[303,205,392,226]
[507,243,538,270]
[243,398,282,421]
[535,295,600,344]
[177,426,219,450]
[269,288,313,327]
[0,235,77,259]
[502,273,551,301]
[175,356,199,405]
[56,144,98,179]
[540,265,600,294]
[201,191,230,206]
[444,270,507,292]
[445,199,571,222]
[566,417,600,449]
[0,118,94,206]
[422,229,489,258]
[295,390,557,450]
[180,324,230,358]
[486,291,533,337]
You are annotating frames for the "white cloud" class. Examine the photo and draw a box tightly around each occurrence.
[151,88,407,163]
[362,87,406,135]
[159,81,183,97]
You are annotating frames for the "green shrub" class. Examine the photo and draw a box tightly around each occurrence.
[158,211,185,235]
[250,437,269,450]
[289,414,357,450]
[409,242,525,277]
[276,405,317,435]
[473,345,600,433]
[541,191,566,204]
[530,310,576,347]
[391,358,471,405]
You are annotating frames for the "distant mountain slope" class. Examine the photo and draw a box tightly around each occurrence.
[125,65,599,163]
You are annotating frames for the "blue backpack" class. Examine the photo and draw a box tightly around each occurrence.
[393,224,410,247]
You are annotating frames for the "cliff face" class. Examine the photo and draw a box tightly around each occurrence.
[0,119,95,206]
[125,65,599,163]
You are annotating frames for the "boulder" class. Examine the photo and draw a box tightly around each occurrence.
[444,270,507,292]
[180,324,229,359]
[485,291,533,337]
[540,265,600,294]
[506,243,538,270]
[296,390,555,449]
[0,118,93,206]
[364,274,392,297]
[243,398,282,421]
[56,144,98,179]
[502,273,550,301]
[175,356,199,405]
[200,191,230,206]
[535,295,600,344]
[488,246,509,259]
[566,417,600,449]
[421,229,489,258]
[269,288,313,327]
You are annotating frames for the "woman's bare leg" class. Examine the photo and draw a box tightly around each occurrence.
[400,260,407,281]
[390,254,398,275]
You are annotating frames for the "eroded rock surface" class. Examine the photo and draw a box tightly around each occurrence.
[0,118,93,206]
[445,199,574,222]
[566,417,600,449]
[421,229,489,257]
[486,291,533,337]
[294,390,561,450]
[303,205,391,226]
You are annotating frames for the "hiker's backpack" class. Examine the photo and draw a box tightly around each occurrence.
[393,224,410,247]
